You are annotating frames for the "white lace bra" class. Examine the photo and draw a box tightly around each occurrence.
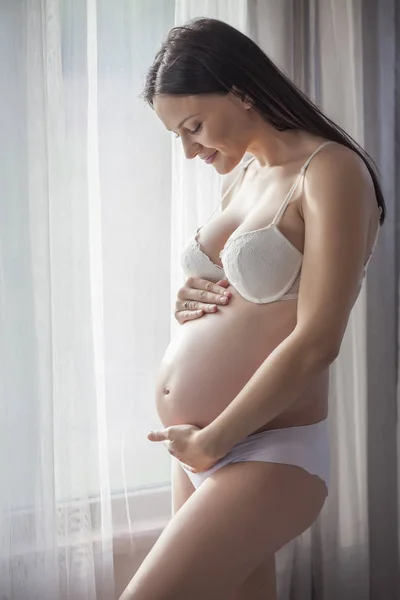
[181,142,379,304]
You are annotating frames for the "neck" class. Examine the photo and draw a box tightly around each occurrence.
[246,116,311,167]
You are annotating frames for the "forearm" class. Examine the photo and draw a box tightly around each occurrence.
[204,330,335,455]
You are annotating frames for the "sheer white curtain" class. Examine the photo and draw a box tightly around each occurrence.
[0,1,175,598]
[0,1,115,597]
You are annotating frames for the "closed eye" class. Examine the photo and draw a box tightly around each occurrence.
[173,123,202,139]
[190,123,202,135]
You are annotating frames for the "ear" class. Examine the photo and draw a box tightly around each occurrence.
[243,96,253,110]
[231,86,253,110]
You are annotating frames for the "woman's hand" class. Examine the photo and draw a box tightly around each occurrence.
[175,277,232,324]
[147,424,224,473]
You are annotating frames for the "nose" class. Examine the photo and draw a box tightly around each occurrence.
[181,137,201,160]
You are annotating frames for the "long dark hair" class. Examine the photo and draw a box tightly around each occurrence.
[143,17,385,224]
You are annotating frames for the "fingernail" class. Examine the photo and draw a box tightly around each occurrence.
[220,296,228,304]
[223,291,231,297]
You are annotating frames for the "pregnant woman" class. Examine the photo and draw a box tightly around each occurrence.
[120,18,384,600]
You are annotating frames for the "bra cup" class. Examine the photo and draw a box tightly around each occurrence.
[221,228,302,303]
[181,237,225,283]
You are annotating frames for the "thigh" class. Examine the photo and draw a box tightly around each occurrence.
[233,555,277,600]
[172,458,195,514]
[119,461,327,600]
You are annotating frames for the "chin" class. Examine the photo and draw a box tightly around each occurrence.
[215,157,243,175]
[214,164,228,175]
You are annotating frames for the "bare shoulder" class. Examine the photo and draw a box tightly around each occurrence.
[308,142,372,178]
[302,142,377,219]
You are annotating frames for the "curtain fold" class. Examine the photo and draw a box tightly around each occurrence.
[0,0,177,596]
[0,1,116,598]
[363,1,399,597]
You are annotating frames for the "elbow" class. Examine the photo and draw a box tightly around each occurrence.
[294,331,341,373]
[314,342,340,368]
[302,344,339,375]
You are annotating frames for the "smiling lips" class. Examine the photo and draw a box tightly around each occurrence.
[201,151,218,164]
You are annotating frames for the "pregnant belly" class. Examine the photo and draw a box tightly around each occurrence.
[155,291,298,429]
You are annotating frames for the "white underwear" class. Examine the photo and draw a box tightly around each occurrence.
[180,418,330,492]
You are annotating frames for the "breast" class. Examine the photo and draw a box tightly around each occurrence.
[221,225,302,303]
[181,236,225,282]
[155,287,298,428]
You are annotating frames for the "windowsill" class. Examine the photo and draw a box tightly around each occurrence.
[111,484,171,554]
[3,485,172,558]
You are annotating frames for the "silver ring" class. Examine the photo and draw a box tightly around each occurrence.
[184,301,190,310]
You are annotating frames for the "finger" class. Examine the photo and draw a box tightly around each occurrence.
[177,288,230,310]
[182,277,232,301]
[175,309,204,325]
[181,300,218,313]
[147,430,167,442]
[216,279,230,289]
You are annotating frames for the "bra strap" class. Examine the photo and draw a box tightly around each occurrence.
[272,141,334,226]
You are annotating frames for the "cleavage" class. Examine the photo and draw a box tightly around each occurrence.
[196,201,304,267]
[195,216,239,268]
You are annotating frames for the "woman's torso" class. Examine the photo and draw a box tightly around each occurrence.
[155,140,379,435]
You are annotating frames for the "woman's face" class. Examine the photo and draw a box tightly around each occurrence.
[153,92,253,174]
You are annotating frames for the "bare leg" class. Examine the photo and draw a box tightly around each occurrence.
[174,459,276,600]
[119,461,327,600]
[233,555,277,600]
[171,458,195,514]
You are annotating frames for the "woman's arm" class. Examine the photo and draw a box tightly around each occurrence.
[202,145,378,455]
